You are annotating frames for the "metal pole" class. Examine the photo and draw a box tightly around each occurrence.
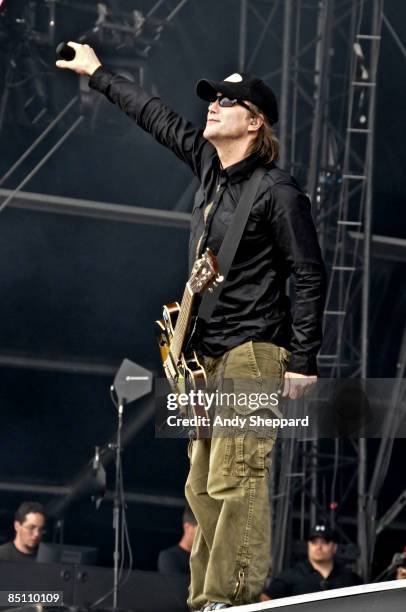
[239,0,248,72]
[310,440,318,527]
[289,0,301,176]
[382,13,406,59]
[112,402,124,611]
[0,188,191,227]
[358,0,385,581]
[333,0,360,379]
[361,5,382,380]
[306,0,334,207]
[0,61,13,134]
[0,116,84,214]
[357,439,368,578]
[279,0,293,169]
[272,438,296,574]
[300,440,306,540]
[47,0,56,44]
[0,96,79,188]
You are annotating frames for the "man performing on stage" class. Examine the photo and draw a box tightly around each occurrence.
[57,43,326,610]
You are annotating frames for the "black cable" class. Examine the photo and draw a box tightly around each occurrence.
[115,454,134,591]
[89,386,134,609]
[110,384,119,409]
[89,458,125,609]
[330,438,339,526]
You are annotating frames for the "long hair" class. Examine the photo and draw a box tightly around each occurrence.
[246,103,279,164]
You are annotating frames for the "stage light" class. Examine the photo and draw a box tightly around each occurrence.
[0,0,7,12]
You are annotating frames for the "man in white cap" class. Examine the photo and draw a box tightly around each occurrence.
[263,525,362,599]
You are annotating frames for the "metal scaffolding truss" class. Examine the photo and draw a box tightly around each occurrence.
[271,437,360,575]
[237,0,395,581]
[321,2,384,380]
[0,0,191,209]
[238,0,361,183]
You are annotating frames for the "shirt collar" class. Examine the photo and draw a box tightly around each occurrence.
[218,152,266,185]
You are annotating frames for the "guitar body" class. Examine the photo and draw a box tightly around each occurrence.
[156,249,222,439]
[156,303,210,438]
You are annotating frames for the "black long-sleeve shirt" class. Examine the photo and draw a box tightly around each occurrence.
[157,544,190,575]
[265,560,362,598]
[89,67,327,375]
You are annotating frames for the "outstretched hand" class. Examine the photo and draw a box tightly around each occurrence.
[55,42,101,76]
[282,371,317,400]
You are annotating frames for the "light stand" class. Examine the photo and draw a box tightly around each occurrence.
[109,359,152,611]
[111,396,125,611]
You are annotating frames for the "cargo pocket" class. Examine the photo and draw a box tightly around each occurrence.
[221,436,247,477]
[222,435,271,478]
[239,435,268,477]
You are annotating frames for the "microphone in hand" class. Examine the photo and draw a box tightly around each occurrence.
[55,41,101,76]
[56,42,76,61]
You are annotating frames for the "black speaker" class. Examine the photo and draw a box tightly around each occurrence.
[0,560,189,612]
[0,560,74,605]
[73,565,189,612]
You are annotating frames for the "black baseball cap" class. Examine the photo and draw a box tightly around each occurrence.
[392,551,406,568]
[308,524,337,542]
[196,72,279,125]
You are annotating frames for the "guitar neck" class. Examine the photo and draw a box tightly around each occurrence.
[170,283,194,363]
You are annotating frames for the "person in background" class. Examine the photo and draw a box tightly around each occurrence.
[0,501,46,562]
[391,550,406,580]
[158,505,198,574]
[396,563,406,580]
[263,524,362,599]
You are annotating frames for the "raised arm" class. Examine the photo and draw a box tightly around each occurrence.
[56,42,214,180]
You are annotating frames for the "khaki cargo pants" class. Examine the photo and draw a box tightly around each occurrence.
[185,340,290,609]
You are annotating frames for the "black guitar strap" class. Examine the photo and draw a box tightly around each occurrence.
[198,165,269,323]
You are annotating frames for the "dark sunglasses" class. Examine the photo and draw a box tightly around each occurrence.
[210,94,252,112]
